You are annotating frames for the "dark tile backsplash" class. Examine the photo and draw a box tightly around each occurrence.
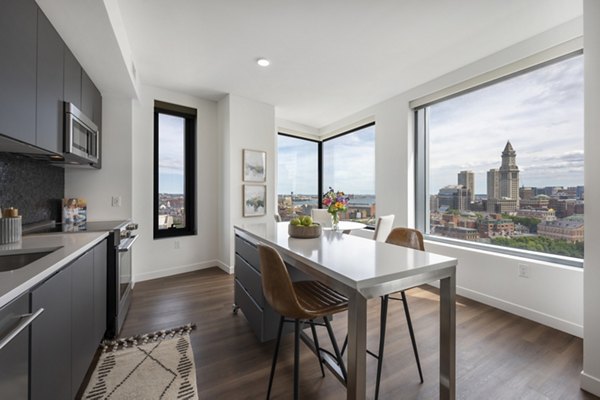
[0,153,64,224]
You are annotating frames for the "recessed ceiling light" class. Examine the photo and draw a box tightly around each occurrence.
[257,58,270,67]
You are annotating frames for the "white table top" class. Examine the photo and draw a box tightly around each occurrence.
[234,222,457,297]
[323,220,366,231]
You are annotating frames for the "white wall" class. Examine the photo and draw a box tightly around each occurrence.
[65,95,133,220]
[581,0,600,395]
[131,84,219,282]
[218,95,276,269]
[316,18,585,336]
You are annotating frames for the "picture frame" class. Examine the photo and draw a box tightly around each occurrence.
[243,184,266,217]
[243,149,266,182]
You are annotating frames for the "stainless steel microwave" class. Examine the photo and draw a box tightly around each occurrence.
[64,102,99,165]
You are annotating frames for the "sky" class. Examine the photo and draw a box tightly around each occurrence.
[277,125,375,195]
[429,54,584,195]
[158,113,185,194]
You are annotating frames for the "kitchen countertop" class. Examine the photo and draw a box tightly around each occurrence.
[0,232,108,308]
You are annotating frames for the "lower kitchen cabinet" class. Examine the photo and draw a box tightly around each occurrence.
[30,239,108,400]
[0,294,30,399]
[31,264,72,400]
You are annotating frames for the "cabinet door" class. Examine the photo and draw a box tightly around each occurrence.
[31,266,72,400]
[36,8,64,153]
[81,70,95,119]
[64,48,81,109]
[0,0,37,144]
[0,295,29,400]
[93,240,108,342]
[71,250,95,398]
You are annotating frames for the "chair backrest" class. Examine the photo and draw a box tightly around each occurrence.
[311,209,332,227]
[274,213,282,222]
[373,214,395,242]
[257,244,306,319]
[385,227,425,251]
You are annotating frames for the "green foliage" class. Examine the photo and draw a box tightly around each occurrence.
[491,236,583,258]
[501,215,541,233]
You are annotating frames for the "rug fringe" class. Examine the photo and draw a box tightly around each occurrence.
[101,323,196,353]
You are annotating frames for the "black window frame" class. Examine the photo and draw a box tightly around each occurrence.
[277,121,376,227]
[153,100,197,239]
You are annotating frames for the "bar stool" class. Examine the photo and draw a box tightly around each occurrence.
[257,243,348,400]
[341,226,424,399]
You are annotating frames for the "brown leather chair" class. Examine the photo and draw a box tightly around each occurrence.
[257,243,348,400]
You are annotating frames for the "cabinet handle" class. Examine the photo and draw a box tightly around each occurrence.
[0,308,44,350]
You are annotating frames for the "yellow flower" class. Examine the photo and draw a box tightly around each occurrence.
[335,202,344,209]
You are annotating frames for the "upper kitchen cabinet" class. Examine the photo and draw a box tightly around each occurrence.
[82,70,102,129]
[64,48,82,111]
[0,0,37,144]
[36,8,65,154]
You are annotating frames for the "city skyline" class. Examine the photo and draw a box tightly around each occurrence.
[158,113,186,194]
[429,54,583,195]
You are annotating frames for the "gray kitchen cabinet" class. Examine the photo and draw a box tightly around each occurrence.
[0,294,30,400]
[31,265,72,400]
[30,240,109,400]
[36,8,64,153]
[81,70,95,120]
[93,240,108,346]
[0,0,37,144]
[64,48,82,109]
[71,250,96,398]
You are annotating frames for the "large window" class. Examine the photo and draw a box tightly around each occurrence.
[323,124,376,225]
[277,134,319,220]
[416,53,584,265]
[277,123,376,225]
[154,101,196,238]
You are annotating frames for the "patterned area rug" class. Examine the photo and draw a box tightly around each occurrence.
[83,324,198,400]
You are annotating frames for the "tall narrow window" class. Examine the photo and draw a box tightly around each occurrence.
[277,134,319,221]
[154,101,196,238]
[323,123,376,226]
[416,53,584,265]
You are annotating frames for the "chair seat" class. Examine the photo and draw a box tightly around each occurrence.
[293,281,348,318]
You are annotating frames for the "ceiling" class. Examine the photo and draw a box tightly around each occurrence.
[115,1,581,128]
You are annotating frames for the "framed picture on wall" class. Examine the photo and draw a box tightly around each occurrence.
[243,184,266,217]
[243,149,266,182]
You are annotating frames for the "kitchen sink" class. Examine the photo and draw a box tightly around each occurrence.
[0,247,62,272]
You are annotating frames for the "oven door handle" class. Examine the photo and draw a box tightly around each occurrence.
[118,235,139,252]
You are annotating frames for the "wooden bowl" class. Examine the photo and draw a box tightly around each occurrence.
[288,223,322,239]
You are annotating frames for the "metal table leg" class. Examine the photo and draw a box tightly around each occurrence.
[439,271,456,400]
[346,291,367,400]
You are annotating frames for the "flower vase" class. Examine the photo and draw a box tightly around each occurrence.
[331,212,340,231]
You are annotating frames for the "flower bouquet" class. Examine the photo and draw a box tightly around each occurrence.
[322,187,349,230]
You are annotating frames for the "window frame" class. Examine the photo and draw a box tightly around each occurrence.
[414,52,584,267]
[277,121,376,228]
[153,100,197,239]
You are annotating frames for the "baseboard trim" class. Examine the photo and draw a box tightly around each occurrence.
[453,285,583,337]
[134,260,224,282]
[581,371,600,396]
[216,260,233,274]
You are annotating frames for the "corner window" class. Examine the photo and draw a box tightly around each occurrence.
[416,53,584,266]
[154,101,196,238]
[277,123,376,226]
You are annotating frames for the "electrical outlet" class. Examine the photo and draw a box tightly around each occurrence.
[174,240,180,250]
[111,196,122,207]
[518,264,529,278]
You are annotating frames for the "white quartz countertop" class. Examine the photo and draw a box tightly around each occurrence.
[0,232,108,308]
[234,222,457,296]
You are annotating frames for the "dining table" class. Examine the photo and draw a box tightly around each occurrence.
[322,220,366,234]
[234,221,457,400]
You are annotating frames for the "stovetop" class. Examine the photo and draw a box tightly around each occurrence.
[24,220,130,235]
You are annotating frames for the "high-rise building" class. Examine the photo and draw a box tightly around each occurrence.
[438,185,469,211]
[458,170,475,204]
[487,169,499,200]
[499,141,519,204]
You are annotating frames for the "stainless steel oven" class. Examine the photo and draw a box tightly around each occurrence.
[107,223,138,338]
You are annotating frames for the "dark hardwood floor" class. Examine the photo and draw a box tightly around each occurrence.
[120,268,597,400]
